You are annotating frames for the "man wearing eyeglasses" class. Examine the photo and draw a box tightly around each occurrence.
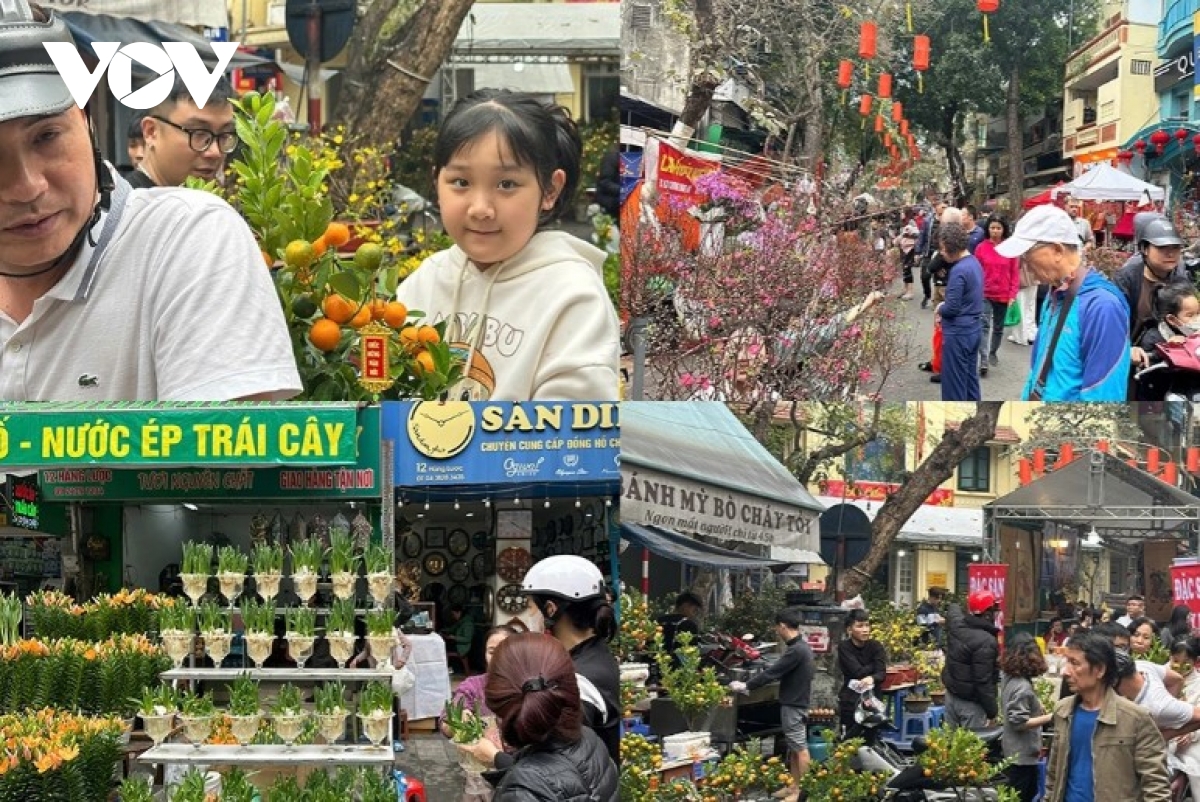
[0,2,301,401]
[127,75,238,189]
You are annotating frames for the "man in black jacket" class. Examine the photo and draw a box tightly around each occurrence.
[941,590,1001,729]
[837,608,887,735]
[730,606,814,801]
[658,591,703,664]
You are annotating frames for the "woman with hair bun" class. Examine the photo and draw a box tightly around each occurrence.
[484,633,618,801]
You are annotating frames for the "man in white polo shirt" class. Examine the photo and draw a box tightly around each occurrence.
[0,1,301,400]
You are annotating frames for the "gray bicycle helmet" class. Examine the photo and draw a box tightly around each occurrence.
[0,0,79,123]
[1139,218,1184,249]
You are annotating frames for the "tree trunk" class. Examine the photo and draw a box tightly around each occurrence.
[938,105,969,204]
[332,0,475,149]
[677,0,719,132]
[841,403,1005,597]
[801,53,825,169]
[791,402,884,485]
[1006,64,1024,216]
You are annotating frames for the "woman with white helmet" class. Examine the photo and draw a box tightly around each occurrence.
[522,555,620,763]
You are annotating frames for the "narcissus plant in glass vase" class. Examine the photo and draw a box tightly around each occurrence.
[198,601,232,665]
[217,545,249,609]
[178,689,216,749]
[363,543,393,608]
[135,684,178,746]
[272,683,308,749]
[358,680,393,747]
[290,538,325,605]
[314,681,349,746]
[251,542,284,605]
[158,601,195,668]
[180,542,213,607]
[224,91,464,401]
[228,672,262,747]
[365,608,395,666]
[241,598,276,668]
[328,531,359,601]
[285,606,317,668]
[325,598,357,667]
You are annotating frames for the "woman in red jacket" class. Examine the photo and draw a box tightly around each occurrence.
[975,216,1021,373]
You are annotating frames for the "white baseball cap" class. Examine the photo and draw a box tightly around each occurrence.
[995,204,1082,258]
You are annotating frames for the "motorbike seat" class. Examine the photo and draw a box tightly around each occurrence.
[910,736,929,754]
[971,726,1004,743]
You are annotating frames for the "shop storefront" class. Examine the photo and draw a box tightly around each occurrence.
[381,400,621,655]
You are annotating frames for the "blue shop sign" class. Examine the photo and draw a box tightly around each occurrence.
[382,401,620,486]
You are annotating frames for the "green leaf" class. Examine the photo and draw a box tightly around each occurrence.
[327,270,362,301]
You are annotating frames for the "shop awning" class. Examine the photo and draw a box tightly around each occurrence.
[41,0,227,28]
[817,497,983,548]
[621,402,824,552]
[453,2,619,59]
[469,63,576,94]
[985,451,1200,539]
[621,523,795,570]
[62,13,272,74]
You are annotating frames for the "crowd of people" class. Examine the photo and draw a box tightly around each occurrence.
[877,192,1200,403]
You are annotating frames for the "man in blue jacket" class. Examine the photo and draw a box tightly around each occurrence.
[997,205,1130,401]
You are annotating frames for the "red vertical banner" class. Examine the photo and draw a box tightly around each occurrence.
[969,563,1009,645]
[655,140,720,205]
[1171,562,1200,631]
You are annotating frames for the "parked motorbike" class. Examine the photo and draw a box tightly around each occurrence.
[384,183,442,251]
[700,631,768,681]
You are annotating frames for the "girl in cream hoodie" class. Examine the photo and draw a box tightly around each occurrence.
[397,90,620,401]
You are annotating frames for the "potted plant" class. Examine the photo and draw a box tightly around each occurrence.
[135,684,178,746]
[271,683,308,748]
[361,768,399,802]
[314,681,349,746]
[797,737,891,802]
[219,768,258,802]
[180,542,213,606]
[357,680,393,747]
[158,602,195,668]
[917,726,1008,790]
[329,531,359,601]
[228,672,262,747]
[365,608,395,665]
[325,598,357,667]
[290,539,325,604]
[285,606,317,667]
[171,767,210,802]
[198,601,232,665]
[118,775,155,802]
[926,676,946,705]
[178,689,216,749]
[251,542,284,604]
[217,545,249,609]
[655,632,727,733]
[443,697,489,772]
[240,598,276,668]
[363,543,393,608]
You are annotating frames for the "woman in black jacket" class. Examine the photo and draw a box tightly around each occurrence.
[837,608,888,735]
[483,633,618,802]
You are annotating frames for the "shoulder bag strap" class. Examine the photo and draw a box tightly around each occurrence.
[1029,268,1086,400]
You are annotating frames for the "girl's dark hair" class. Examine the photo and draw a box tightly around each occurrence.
[1168,605,1194,637]
[999,632,1046,678]
[1066,631,1119,688]
[984,215,1010,239]
[1172,636,1200,660]
[1127,616,1159,636]
[845,608,870,628]
[485,632,582,748]
[485,625,519,643]
[1154,279,1198,320]
[434,89,582,227]
[535,594,617,642]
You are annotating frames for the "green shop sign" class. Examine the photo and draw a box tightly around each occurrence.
[0,403,359,468]
[36,408,381,501]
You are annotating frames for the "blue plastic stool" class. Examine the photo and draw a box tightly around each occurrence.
[900,709,935,741]
[928,705,945,729]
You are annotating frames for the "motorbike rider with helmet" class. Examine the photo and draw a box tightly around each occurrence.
[941,589,1002,729]
[1113,216,1189,367]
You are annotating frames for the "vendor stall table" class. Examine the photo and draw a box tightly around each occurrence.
[138,744,395,766]
[400,632,451,720]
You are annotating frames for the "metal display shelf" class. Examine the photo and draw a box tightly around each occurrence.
[160,668,392,682]
[138,744,395,766]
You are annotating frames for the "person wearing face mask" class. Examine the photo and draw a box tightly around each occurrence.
[1115,217,1189,352]
[1133,279,1200,401]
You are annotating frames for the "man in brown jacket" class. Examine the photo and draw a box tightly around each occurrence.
[1043,631,1170,802]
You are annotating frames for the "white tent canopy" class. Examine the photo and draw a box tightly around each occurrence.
[40,1,226,29]
[1051,162,1165,202]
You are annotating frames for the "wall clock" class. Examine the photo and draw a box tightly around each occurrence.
[497,547,532,582]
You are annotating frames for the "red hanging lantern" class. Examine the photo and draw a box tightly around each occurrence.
[859,94,873,116]
[878,72,892,99]
[860,21,878,60]
[1177,128,1189,143]
[875,114,885,133]
[1135,139,1147,154]
[976,0,999,42]
[1150,129,1171,154]
[913,35,931,93]
[884,132,893,149]
[1117,150,1134,162]
[892,101,903,122]
[1192,133,1200,155]
[837,59,854,89]
[900,119,909,137]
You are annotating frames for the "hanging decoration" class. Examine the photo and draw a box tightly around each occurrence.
[860,21,877,79]
[892,100,903,123]
[838,59,854,105]
[878,72,892,99]
[900,119,910,137]
[859,93,873,117]
[977,0,999,43]
[1135,139,1147,155]
[875,114,885,133]
[1177,128,1190,144]
[1150,129,1170,154]
[905,0,914,32]
[884,132,893,149]
[1193,133,1200,155]
[1117,150,1134,163]
[913,35,931,93]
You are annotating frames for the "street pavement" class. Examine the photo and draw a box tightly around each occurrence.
[869,277,1030,402]
[395,733,466,799]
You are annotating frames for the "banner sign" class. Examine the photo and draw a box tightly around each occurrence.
[1194,14,1200,100]
[5,474,39,531]
[620,152,643,205]
[655,140,719,204]
[0,405,358,468]
[969,563,1009,639]
[621,465,820,551]
[383,401,620,487]
[37,409,381,501]
[1172,561,1200,631]
[818,479,954,507]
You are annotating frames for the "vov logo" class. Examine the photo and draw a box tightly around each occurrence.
[43,41,239,110]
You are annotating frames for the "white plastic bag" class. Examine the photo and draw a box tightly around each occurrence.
[392,664,416,697]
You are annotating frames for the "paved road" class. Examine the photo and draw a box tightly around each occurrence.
[869,278,1031,402]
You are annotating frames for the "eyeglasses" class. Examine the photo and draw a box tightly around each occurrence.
[150,115,239,154]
